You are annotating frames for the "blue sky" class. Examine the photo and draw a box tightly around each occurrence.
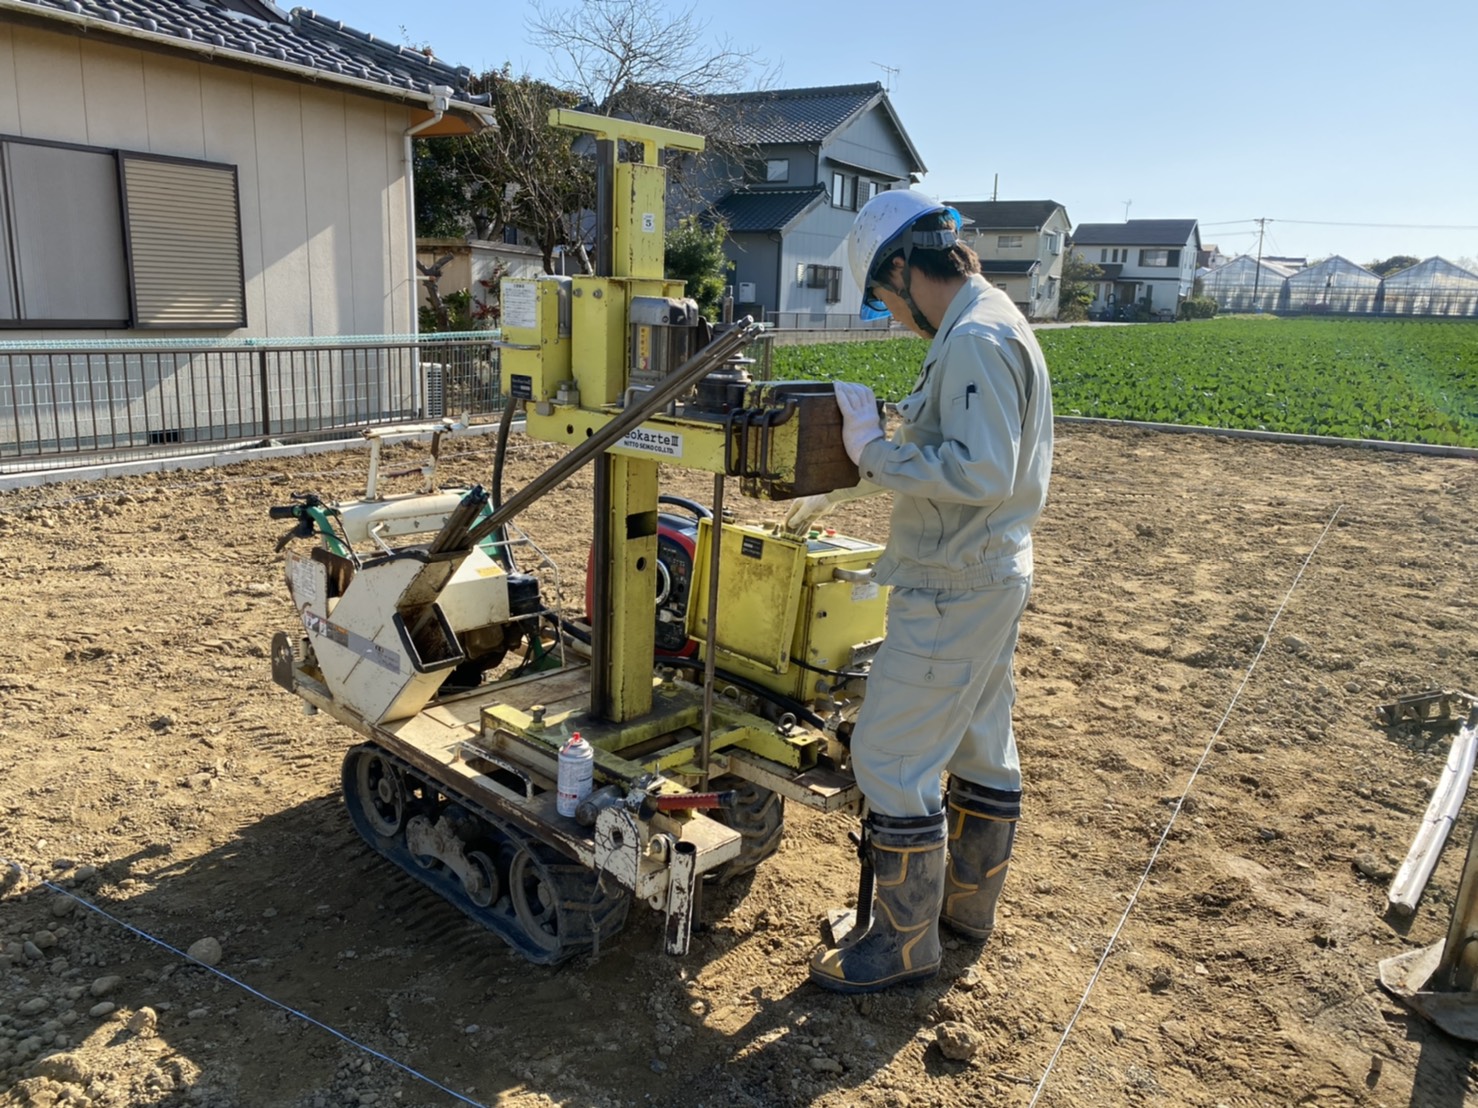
[350,0,1478,267]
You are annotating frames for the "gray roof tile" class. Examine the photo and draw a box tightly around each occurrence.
[4,0,476,102]
[711,186,827,234]
[1071,220,1199,247]
[949,200,1067,232]
[708,83,884,146]
[978,259,1040,276]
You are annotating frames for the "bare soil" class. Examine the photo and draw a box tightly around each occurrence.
[2,422,1477,1108]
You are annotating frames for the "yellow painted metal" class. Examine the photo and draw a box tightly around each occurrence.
[693,527,888,701]
[522,404,815,496]
[565,277,684,406]
[479,674,817,778]
[570,276,628,407]
[604,455,660,721]
[613,162,667,279]
[548,108,705,164]
[688,521,807,674]
[500,278,570,403]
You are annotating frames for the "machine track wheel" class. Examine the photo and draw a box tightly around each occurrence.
[339,744,629,966]
[507,841,630,961]
[705,778,784,883]
[351,750,405,838]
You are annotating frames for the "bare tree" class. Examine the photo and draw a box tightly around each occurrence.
[527,0,773,212]
[417,69,599,274]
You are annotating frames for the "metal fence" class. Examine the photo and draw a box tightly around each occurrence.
[0,332,502,474]
[765,311,892,332]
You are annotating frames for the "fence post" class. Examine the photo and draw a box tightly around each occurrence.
[258,348,271,437]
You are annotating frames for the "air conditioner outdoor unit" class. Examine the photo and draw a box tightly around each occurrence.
[423,362,445,419]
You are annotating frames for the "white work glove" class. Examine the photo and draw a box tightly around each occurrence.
[782,494,834,533]
[780,479,885,534]
[835,381,884,465]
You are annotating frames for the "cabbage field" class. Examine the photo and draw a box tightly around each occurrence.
[772,317,1478,446]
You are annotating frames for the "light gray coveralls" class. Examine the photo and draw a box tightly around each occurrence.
[849,275,1053,817]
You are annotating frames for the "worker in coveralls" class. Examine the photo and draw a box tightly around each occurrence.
[785,189,1053,993]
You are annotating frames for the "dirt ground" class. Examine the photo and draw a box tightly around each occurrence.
[2,421,1477,1108]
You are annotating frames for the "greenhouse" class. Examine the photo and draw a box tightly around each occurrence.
[1378,257,1478,317]
[1199,256,1294,313]
[1283,256,1382,314]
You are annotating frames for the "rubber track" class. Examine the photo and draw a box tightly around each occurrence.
[340,743,630,966]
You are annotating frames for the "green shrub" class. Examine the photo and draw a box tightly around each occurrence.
[1178,296,1219,320]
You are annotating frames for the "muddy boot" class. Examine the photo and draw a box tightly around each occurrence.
[941,777,1021,940]
[809,811,946,995]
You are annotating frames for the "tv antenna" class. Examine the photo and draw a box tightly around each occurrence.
[871,62,899,92]
[1122,199,1133,221]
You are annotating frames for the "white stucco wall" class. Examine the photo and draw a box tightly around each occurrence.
[0,21,417,341]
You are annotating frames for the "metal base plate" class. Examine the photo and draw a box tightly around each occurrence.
[1378,942,1478,1041]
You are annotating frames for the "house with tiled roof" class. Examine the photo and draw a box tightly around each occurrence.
[1068,219,1202,319]
[948,200,1071,320]
[699,83,926,324]
[0,0,490,339]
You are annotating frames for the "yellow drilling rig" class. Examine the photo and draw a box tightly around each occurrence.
[267,111,886,964]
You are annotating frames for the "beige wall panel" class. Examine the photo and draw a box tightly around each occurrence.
[342,99,397,335]
[11,26,87,142]
[80,40,148,150]
[249,78,311,336]
[200,69,266,336]
[299,88,353,334]
[142,54,206,159]
[0,27,20,132]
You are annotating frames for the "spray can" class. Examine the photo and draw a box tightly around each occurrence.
[556,731,595,818]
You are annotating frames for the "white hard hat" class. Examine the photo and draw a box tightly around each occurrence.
[846,190,961,320]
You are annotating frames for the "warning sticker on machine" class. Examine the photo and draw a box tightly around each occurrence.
[502,282,538,330]
[302,610,401,673]
[619,427,683,458]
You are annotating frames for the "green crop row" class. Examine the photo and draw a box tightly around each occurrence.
[772,317,1478,447]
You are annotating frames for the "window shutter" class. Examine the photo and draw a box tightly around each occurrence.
[122,157,245,328]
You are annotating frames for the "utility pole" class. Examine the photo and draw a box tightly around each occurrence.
[1251,217,1268,309]
[991,173,998,202]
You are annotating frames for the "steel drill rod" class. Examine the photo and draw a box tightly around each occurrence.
[425,484,489,555]
[462,319,761,548]
[698,472,724,791]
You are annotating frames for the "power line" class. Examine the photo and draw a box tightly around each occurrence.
[1201,217,1478,231]
[1279,219,1478,231]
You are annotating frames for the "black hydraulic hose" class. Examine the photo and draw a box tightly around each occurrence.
[488,398,521,572]
[551,616,827,730]
[789,656,869,681]
[662,656,827,731]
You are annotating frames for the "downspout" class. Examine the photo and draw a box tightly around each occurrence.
[770,231,784,325]
[404,86,452,338]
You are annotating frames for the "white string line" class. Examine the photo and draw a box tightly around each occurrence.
[1026,503,1344,1108]
[1,860,491,1108]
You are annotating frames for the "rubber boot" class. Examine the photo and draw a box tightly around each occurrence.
[809,811,947,994]
[941,777,1021,939]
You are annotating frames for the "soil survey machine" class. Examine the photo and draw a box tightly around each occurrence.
[267,111,885,964]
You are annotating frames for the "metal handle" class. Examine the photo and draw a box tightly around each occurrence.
[832,567,875,583]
